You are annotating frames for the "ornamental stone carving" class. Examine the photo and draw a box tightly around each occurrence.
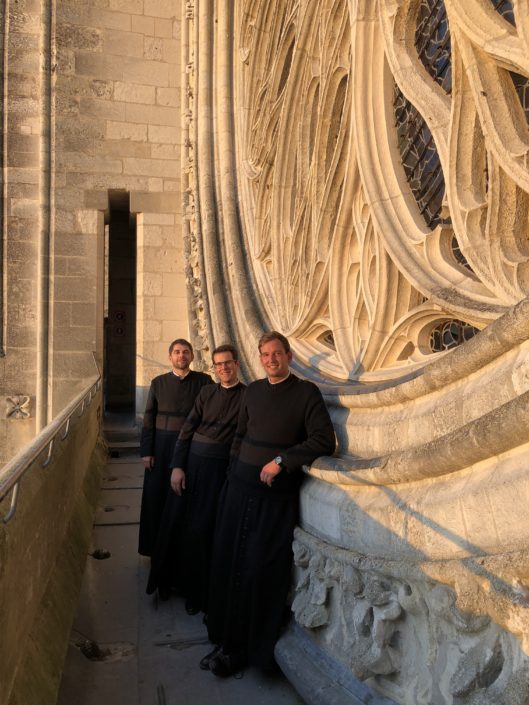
[6,396,31,419]
[187,1,529,704]
[187,0,529,382]
[292,531,529,705]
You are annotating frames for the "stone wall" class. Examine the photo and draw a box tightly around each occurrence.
[0,386,104,705]
[1,0,189,462]
[53,0,188,406]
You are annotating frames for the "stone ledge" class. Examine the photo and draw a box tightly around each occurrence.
[276,622,396,705]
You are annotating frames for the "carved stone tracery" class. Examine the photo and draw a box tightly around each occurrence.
[216,0,529,381]
[186,2,529,704]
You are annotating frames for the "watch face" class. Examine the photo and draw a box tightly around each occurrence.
[275,455,283,465]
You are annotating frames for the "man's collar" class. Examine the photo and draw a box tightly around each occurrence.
[267,372,291,385]
[172,369,191,379]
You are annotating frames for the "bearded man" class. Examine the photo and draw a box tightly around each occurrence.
[138,338,212,557]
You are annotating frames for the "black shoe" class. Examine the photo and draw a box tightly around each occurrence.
[185,598,200,615]
[199,645,222,671]
[209,651,246,678]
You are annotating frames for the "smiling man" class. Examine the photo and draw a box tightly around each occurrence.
[202,331,336,677]
[146,344,246,609]
[138,339,213,557]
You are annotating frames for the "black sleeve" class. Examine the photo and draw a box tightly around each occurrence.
[170,390,206,468]
[229,392,249,465]
[282,385,335,471]
[140,382,157,457]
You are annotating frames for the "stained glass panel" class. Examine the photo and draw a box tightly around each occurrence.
[489,0,515,26]
[510,72,529,127]
[451,236,473,272]
[394,86,449,229]
[415,0,452,94]
[429,320,479,352]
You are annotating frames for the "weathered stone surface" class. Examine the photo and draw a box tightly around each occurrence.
[288,530,529,705]
[1,403,105,705]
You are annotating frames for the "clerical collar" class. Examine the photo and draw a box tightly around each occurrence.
[268,372,291,385]
[172,369,191,380]
[221,380,240,389]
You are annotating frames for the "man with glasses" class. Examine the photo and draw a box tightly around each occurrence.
[146,344,246,609]
[139,338,213,557]
[202,331,335,677]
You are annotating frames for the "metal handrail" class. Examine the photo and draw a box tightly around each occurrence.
[0,375,101,524]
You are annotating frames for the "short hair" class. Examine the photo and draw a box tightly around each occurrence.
[168,338,193,354]
[212,344,239,363]
[258,331,290,354]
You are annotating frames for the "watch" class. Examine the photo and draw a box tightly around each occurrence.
[274,455,286,471]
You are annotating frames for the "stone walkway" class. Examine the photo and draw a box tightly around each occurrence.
[56,418,304,705]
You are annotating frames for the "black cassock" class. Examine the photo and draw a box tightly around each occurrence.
[138,370,212,556]
[146,381,246,608]
[207,373,336,669]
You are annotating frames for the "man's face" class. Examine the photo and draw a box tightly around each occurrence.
[212,351,239,386]
[259,339,292,380]
[169,344,193,372]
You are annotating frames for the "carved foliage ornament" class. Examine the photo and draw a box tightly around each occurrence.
[231,0,529,380]
[292,535,529,705]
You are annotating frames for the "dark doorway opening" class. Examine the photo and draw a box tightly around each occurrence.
[104,191,137,415]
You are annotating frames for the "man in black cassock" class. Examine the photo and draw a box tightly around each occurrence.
[202,331,336,677]
[146,344,246,608]
[138,338,212,557]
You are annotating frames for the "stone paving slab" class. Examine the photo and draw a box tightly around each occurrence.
[57,446,304,705]
[95,487,142,525]
[102,464,144,490]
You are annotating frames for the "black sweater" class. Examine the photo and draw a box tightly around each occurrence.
[231,373,335,493]
[140,370,213,456]
[171,382,246,466]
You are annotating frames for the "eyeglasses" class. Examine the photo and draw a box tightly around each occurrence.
[213,360,236,368]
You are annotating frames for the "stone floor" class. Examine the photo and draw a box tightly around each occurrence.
[56,414,304,705]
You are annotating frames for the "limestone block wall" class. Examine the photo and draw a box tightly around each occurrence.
[136,208,188,413]
[0,0,43,462]
[53,0,187,407]
[1,0,189,461]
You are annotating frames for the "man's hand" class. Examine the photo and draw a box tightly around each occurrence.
[171,467,186,495]
[260,459,282,486]
[142,456,154,469]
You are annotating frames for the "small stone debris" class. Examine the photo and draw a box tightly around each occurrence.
[89,548,111,560]
[74,638,135,662]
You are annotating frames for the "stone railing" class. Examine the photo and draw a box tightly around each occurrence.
[0,375,105,705]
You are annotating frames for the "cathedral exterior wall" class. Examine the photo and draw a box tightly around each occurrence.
[1,0,189,462]
[185,1,529,703]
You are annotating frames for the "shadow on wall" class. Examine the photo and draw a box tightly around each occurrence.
[289,471,529,705]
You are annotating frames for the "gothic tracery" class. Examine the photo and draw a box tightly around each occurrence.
[225,0,529,380]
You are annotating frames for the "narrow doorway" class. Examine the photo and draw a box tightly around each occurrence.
[104,191,137,415]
